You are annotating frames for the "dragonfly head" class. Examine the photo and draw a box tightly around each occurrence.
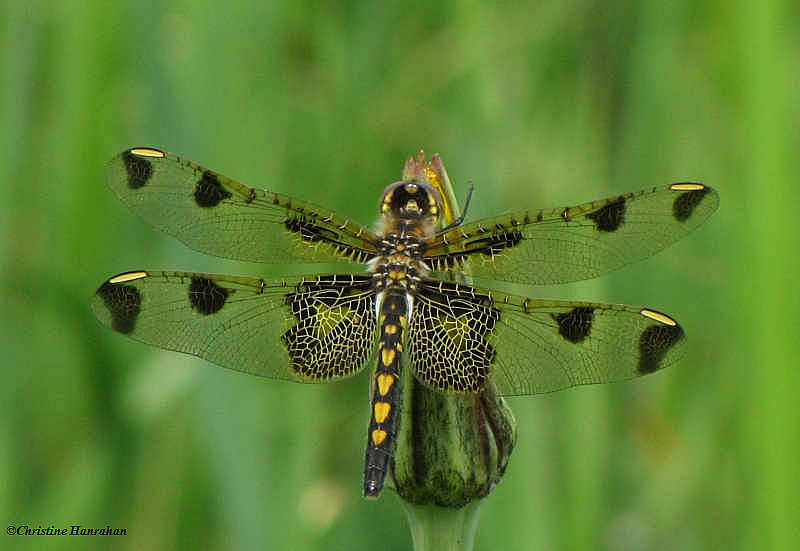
[380,181,443,223]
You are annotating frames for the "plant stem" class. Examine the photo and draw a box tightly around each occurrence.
[402,500,483,551]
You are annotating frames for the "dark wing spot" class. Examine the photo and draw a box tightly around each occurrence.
[282,294,319,375]
[638,324,684,374]
[311,288,344,307]
[466,308,499,333]
[189,277,229,315]
[407,284,499,393]
[448,298,475,318]
[470,230,523,257]
[284,217,341,243]
[282,324,316,375]
[122,150,153,190]
[194,171,232,208]
[285,292,318,319]
[281,281,376,380]
[553,307,595,343]
[673,188,710,222]
[587,197,626,232]
[96,281,141,334]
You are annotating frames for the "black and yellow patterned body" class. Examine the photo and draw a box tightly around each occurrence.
[92,147,719,500]
[364,289,406,497]
[364,180,444,497]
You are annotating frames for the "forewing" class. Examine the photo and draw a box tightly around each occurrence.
[408,280,685,396]
[107,148,379,264]
[92,271,378,382]
[425,184,718,285]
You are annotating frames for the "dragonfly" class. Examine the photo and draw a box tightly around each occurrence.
[92,147,718,498]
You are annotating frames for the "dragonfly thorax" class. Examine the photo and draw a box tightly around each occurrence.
[371,180,441,292]
[369,233,428,292]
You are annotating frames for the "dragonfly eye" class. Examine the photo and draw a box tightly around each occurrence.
[380,181,443,221]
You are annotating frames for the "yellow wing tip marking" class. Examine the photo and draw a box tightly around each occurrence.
[640,308,678,326]
[109,271,149,283]
[373,402,391,423]
[372,429,388,445]
[377,374,395,396]
[670,183,705,191]
[129,147,166,158]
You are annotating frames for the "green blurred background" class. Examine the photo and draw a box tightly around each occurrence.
[2,1,798,549]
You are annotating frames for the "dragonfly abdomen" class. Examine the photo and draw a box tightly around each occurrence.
[363,288,408,498]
